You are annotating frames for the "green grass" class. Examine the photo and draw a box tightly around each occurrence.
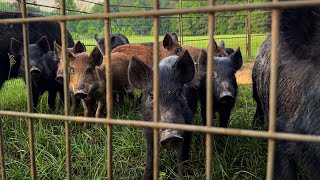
[0,78,272,179]
[81,34,267,61]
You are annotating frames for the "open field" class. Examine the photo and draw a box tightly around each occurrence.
[81,34,267,61]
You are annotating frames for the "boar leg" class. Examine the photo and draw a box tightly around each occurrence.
[128,92,135,108]
[143,129,153,180]
[32,87,40,112]
[81,98,95,128]
[48,90,57,111]
[218,107,232,128]
[177,131,192,177]
[252,99,265,127]
[275,145,297,180]
[95,101,105,118]
[200,98,209,126]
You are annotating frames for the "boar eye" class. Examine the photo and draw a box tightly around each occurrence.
[69,67,75,74]
[149,93,153,101]
[37,53,43,58]
[175,48,182,55]
[176,89,184,99]
[86,68,94,74]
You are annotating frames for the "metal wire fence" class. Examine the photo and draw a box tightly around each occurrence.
[0,0,319,179]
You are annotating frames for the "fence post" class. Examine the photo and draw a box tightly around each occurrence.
[178,0,183,45]
[246,0,251,57]
[15,0,21,12]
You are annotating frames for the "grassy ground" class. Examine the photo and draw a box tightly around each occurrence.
[81,34,267,61]
[0,78,271,179]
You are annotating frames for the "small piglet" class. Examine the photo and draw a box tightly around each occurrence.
[198,48,242,127]
[10,36,63,111]
[128,50,198,179]
[54,44,105,126]
[55,41,86,114]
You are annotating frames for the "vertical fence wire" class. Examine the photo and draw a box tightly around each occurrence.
[104,0,113,179]
[179,0,184,45]
[266,0,280,179]
[0,118,6,180]
[20,0,37,179]
[246,0,252,57]
[153,0,160,179]
[206,0,215,179]
[59,0,72,179]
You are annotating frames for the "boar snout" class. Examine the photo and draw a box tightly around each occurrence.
[55,75,63,84]
[74,89,88,99]
[219,91,235,104]
[160,129,184,149]
[30,67,41,80]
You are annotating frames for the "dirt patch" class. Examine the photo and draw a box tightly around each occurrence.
[236,62,253,85]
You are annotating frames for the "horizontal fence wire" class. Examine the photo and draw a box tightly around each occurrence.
[0,111,320,143]
[0,1,319,25]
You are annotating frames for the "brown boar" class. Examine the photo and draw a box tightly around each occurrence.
[55,41,86,114]
[111,33,183,67]
[169,33,228,61]
[95,52,134,107]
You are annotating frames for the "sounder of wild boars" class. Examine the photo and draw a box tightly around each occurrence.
[112,33,183,67]
[128,50,198,179]
[198,48,242,128]
[0,11,74,89]
[10,36,63,111]
[171,33,228,61]
[251,5,320,179]
[94,33,130,55]
[54,45,104,126]
[55,41,86,114]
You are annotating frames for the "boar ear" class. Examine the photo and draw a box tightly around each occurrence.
[198,49,207,72]
[173,50,195,83]
[95,65,105,81]
[206,38,218,52]
[36,36,50,53]
[218,40,225,49]
[90,46,103,66]
[230,47,242,71]
[10,38,23,56]
[73,41,86,54]
[171,33,178,43]
[163,33,173,49]
[54,41,74,61]
[94,34,99,42]
[128,55,152,89]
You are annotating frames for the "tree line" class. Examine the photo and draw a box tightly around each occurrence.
[0,0,269,39]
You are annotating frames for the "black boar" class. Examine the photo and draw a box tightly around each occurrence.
[0,11,74,89]
[94,33,130,55]
[252,6,320,179]
[198,48,242,128]
[10,36,63,111]
[128,50,198,179]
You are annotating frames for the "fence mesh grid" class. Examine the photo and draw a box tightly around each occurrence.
[0,0,320,179]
